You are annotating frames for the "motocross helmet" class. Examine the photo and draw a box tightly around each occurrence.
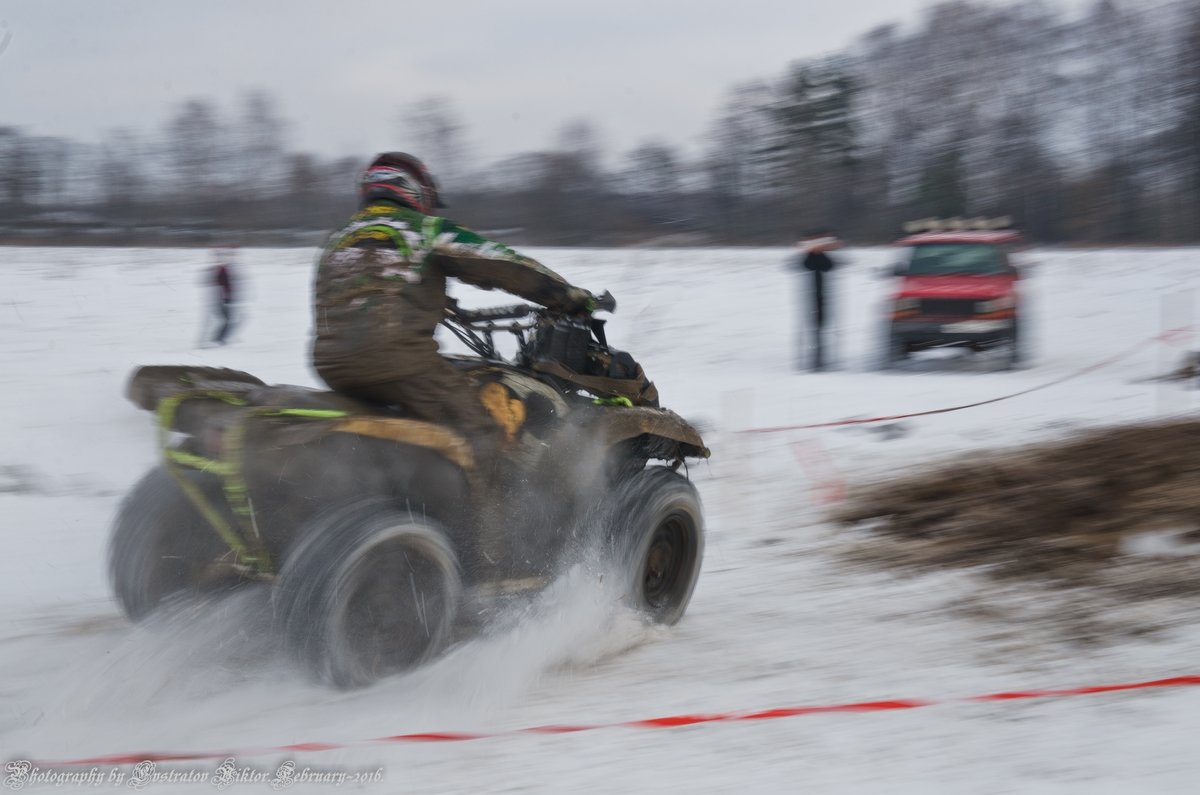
[359,152,446,214]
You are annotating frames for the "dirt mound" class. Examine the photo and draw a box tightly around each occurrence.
[836,419,1200,588]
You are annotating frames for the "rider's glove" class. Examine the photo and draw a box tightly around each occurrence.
[564,287,596,315]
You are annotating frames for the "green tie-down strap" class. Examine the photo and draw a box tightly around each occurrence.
[593,395,634,408]
[156,391,349,576]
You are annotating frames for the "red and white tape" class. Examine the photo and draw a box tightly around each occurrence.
[34,673,1200,767]
[789,436,846,505]
[739,328,1192,435]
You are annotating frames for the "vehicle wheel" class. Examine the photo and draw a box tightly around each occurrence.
[881,333,908,370]
[273,499,461,689]
[1002,323,1024,370]
[108,467,244,622]
[607,468,704,625]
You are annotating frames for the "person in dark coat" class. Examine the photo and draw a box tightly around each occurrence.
[791,229,843,371]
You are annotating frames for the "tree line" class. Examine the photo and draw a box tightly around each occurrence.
[1,0,1197,246]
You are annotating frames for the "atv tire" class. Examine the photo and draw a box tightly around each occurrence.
[609,468,704,625]
[108,467,245,621]
[273,499,461,689]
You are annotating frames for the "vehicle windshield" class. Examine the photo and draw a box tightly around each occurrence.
[905,243,1007,275]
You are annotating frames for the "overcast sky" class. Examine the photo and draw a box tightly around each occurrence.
[1,0,1091,166]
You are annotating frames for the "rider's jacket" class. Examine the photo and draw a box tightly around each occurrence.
[313,201,589,363]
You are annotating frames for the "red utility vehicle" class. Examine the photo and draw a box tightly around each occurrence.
[883,228,1025,369]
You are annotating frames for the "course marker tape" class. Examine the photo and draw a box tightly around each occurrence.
[34,674,1200,767]
[789,436,846,504]
[740,328,1191,434]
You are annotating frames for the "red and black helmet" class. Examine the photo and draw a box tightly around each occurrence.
[359,152,446,214]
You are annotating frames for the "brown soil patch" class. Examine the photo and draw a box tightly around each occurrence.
[836,419,1200,590]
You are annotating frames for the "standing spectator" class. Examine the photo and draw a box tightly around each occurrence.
[791,229,843,371]
[207,245,238,346]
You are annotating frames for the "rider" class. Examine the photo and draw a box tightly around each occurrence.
[311,152,598,455]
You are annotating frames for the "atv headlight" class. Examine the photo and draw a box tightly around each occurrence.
[977,296,1015,313]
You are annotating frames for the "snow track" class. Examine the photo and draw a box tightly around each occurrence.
[2,245,1199,793]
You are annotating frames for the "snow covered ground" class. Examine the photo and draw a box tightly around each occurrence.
[2,244,1199,793]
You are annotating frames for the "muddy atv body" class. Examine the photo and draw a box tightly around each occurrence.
[110,300,709,688]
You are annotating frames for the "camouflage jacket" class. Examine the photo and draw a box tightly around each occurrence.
[313,202,589,357]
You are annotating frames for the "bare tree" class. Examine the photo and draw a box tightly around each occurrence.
[622,140,683,225]
[555,119,606,175]
[701,82,773,239]
[523,119,612,242]
[0,127,38,214]
[98,128,146,220]
[9,0,1200,246]
[164,98,225,212]
[237,90,288,203]
[399,96,470,191]
[762,57,860,233]
[1173,1,1200,239]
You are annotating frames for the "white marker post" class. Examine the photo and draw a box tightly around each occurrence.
[1158,290,1196,416]
[719,388,754,526]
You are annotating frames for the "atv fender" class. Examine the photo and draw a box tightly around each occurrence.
[125,365,266,410]
[600,406,710,462]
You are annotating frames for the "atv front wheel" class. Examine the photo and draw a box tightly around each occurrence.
[108,467,246,621]
[273,500,461,689]
[609,468,704,625]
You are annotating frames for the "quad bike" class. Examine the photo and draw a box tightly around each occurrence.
[109,292,709,688]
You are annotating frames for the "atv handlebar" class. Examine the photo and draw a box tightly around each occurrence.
[592,290,617,313]
[442,289,616,364]
[447,289,615,325]
[449,303,535,323]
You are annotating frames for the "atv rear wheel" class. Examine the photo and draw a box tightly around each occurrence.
[609,468,704,625]
[108,467,245,621]
[273,500,461,689]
